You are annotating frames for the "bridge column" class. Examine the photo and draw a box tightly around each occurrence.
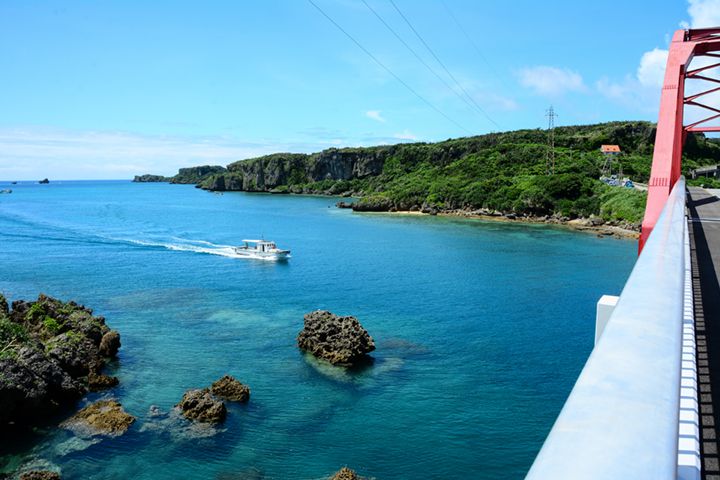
[640,28,720,253]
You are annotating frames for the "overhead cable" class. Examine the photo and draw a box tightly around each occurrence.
[441,0,528,110]
[388,0,502,130]
[362,0,490,123]
[307,0,473,136]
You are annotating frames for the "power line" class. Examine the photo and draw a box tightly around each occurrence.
[362,0,493,124]
[440,0,528,110]
[307,0,473,136]
[388,0,502,130]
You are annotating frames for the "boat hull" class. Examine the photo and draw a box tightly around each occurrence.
[233,248,290,259]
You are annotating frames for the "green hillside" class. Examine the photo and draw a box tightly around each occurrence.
[199,121,720,224]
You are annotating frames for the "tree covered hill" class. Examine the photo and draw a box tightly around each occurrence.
[193,121,720,224]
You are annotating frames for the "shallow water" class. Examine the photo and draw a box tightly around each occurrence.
[0,180,637,479]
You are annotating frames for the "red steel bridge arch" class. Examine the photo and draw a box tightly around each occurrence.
[640,27,720,253]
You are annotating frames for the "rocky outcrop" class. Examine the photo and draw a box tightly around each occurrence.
[209,375,250,402]
[331,468,357,480]
[132,174,169,182]
[175,389,227,423]
[297,311,376,365]
[60,400,135,434]
[338,197,394,212]
[0,347,86,423]
[0,293,121,426]
[19,471,61,480]
[38,178,49,184]
[99,330,121,357]
[334,201,642,237]
[87,370,119,391]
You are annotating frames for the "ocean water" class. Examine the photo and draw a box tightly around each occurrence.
[0,180,637,480]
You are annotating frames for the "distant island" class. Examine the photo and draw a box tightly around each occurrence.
[135,121,720,231]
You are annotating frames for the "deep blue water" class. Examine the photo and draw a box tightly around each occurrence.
[0,180,637,480]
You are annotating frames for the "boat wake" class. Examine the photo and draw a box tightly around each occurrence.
[0,211,287,259]
[115,234,290,260]
[116,235,241,258]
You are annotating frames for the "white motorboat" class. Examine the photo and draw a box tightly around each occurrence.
[233,238,290,259]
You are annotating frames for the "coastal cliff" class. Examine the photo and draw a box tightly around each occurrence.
[201,148,385,193]
[133,165,227,184]
[138,121,720,225]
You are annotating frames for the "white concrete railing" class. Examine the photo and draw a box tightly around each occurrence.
[525,177,693,480]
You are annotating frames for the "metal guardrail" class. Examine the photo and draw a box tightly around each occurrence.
[525,177,689,480]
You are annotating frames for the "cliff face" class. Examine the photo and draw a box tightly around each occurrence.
[170,166,227,184]
[204,148,389,192]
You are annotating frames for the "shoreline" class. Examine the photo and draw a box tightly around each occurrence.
[354,209,641,240]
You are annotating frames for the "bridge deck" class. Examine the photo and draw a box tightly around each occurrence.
[688,187,720,479]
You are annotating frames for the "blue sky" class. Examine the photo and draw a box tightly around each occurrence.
[1,0,719,180]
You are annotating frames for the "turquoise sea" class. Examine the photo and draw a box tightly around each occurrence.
[0,180,637,480]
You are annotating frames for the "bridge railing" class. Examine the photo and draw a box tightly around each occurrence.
[525,177,691,480]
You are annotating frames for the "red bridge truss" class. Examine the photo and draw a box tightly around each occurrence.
[640,28,720,253]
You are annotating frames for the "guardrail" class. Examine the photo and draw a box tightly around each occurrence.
[525,177,690,480]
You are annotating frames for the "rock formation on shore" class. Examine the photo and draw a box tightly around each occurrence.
[209,375,250,402]
[87,370,120,391]
[175,389,227,423]
[336,200,642,235]
[0,293,121,426]
[297,311,375,365]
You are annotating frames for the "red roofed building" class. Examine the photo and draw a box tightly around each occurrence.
[601,145,621,154]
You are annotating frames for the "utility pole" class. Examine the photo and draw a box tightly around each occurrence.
[545,106,557,175]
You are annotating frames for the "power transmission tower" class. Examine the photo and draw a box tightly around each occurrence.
[545,106,557,175]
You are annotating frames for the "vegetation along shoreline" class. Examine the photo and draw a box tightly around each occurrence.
[134,120,720,238]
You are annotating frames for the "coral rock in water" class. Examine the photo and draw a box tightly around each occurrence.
[87,370,119,391]
[175,389,227,423]
[99,330,121,357]
[210,375,250,402]
[331,467,357,480]
[60,400,135,433]
[297,310,375,365]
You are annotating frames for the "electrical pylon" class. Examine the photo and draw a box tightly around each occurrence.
[545,106,557,175]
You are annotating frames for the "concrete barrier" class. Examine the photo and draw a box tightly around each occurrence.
[526,177,688,480]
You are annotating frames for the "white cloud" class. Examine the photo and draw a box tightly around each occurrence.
[516,66,587,96]
[686,0,720,28]
[395,129,418,141]
[637,48,670,88]
[595,72,663,115]
[365,110,386,122]
[597,0,720,123]
[0,125,291,180]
